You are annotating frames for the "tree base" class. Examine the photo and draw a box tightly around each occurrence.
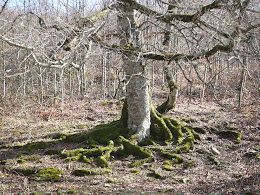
[58,100,204,168]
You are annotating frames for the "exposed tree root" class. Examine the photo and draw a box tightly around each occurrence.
[51,99,203,168]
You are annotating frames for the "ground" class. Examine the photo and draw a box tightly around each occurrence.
[0,93,259,194]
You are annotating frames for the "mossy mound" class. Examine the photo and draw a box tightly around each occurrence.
[34,168,64,182]
[13,167,64,182]
[73,169,98,176]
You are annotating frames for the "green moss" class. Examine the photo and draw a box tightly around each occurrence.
[130,169,139,173]
[191,130,202,141]
[183,160,195,169]
[151,109,173,141]
[52,133,67,140]
[123,43,134,50]
[13,168,37,176]
[44,149,61,155]
[101,170,112,174]
[107,178,115,183]
[97,156,109,168]
[163,160,171,165]
[82,156,92,164]
[34,168,64,182]
[162,165,174,171]
[139,137,156,146]
[67,154,82,162]
[130,157,154,168]
[192,127,207,134]
[17,159,27,164]
[60,147,110,160]
[68,190,75,194]
[201,116,209,122]
[220,130,242,144]
[23,155,40,161]
[160,152,183,164]
[73,169,98,176]
[175,134,195,153]
[120,136,153,158]
[0,160,7,165]
[197,149,208,154]
[147,170,163,179]
[22,141,48,151]
[208,156,219,165]
[164,118,183,141]
[181,118,197,123]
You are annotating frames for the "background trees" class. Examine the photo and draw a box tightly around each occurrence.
[0,0,259,118]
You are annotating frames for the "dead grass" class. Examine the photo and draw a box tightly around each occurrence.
[0,96,259,195]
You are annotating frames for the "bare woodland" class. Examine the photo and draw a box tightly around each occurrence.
[0,0,259,194]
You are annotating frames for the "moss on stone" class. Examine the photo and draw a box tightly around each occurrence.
[219,130,242,144]
[13,168,37,176]
[73,169,98,176]
[34,168,64,182]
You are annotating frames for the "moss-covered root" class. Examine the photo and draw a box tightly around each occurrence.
[160,151,184,164]
[97,140,114,168]
[119,136,153,158]
[174,134,195,154]
[150,107,173,141]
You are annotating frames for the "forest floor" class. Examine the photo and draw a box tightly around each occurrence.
[0,93,259,195]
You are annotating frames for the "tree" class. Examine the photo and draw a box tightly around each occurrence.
[97,0,259,144]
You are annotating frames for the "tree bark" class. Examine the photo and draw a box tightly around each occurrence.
[117,4,150,142]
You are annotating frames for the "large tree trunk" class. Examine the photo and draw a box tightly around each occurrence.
[117,4,150,142]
